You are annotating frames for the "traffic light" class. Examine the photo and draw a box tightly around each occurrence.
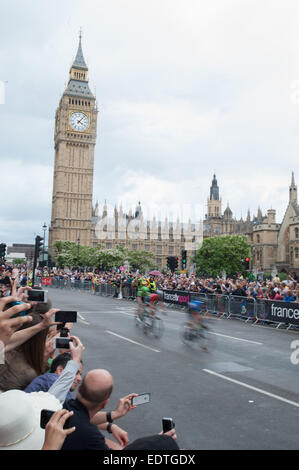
[245,257,250,270]
[32,235,44,287]
[35,235,44,258]
[0,243,6,259]
[181,250,187,269]
[167,256,178,272]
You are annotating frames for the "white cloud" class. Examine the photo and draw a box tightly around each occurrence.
[0,160,52,243]
[0,0,298,244]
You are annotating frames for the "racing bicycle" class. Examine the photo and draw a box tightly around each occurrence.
[135,301,164,339]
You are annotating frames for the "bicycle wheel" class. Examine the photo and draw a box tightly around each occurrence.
[142,313,152,335]
[181,322,195,345]
[135,314,142,328]
[198,326,215,352]
[152,316,164,339]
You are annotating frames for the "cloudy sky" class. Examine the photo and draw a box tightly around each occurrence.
[0,0,298,245]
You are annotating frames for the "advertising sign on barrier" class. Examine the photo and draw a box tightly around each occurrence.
[41,277,51,286]
[262,300,299,326]
[163,290,190,306]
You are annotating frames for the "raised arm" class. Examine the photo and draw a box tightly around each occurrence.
[5,308,60,353]
[48,336,84,404]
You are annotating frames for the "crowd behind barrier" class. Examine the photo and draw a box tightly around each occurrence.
[44,274,299,331]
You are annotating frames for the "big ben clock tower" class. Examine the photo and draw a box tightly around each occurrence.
[49,33,98,248]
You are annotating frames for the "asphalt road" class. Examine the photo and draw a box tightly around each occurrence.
[48,287,299,450]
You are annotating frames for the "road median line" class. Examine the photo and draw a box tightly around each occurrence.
[203,369,299,408]
[209,331,263,345]
[105,330,160,353]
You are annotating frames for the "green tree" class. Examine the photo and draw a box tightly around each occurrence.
[127,249,155,272]
[192,235,251,277]
[13,258,26,265]
[53,241,99,268]
[52,241,155,272]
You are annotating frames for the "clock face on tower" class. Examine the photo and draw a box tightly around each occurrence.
[69,112,89,131]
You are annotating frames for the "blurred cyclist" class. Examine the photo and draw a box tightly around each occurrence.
[187,300,207,330]
[136,281,151,321]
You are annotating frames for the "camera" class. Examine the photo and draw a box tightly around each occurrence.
[162,417,175,433]
[54,311,77,347]
[53,337,73,349]
[26,289,47,303]
[55,311,77,323]
[131,393,151,406]
[40,409,71,429]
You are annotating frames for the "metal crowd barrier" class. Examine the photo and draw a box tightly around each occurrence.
[227,295,257,322]
[47,279,299,331]
[93,283,118,297]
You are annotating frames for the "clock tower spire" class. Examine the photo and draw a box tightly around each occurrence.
[49,34,98,248]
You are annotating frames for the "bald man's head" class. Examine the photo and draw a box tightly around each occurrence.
[78,369,114,407]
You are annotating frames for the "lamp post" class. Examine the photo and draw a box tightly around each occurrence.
[42,223,47,268]
[77,236,80,268]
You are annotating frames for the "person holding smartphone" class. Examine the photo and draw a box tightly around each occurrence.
[0,300,60,392]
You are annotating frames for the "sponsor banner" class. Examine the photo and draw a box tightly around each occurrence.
[263,300,299,325]
[229,296,255,317]
[163,290,190,306]
[41,277,51,286]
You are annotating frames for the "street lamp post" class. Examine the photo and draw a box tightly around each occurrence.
[42,223,47,268]
[77,236,80,268]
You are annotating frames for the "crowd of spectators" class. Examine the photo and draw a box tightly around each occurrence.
[0,265,179,451]
[31,267,299,303]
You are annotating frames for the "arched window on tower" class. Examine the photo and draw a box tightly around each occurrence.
[295,227,299,239]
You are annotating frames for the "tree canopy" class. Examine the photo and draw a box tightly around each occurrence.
[52,241,155,272]
[192,235,251,277]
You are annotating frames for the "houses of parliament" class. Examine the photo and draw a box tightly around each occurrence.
[49,36,299,277]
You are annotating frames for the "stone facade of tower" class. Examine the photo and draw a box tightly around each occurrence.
[91,202,202,270]
[203,173,299,276]
[203,174,252,238]
[49,36,98,248]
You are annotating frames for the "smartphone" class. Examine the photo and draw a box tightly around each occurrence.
[162,417,175,433]
[53,337,73,349]
[40,409,71,429]
[131,393,151,406]
[55,311,77,323]
[27,289,47,303]
[7,301,30,318]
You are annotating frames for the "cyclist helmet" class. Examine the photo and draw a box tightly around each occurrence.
[188,300,204,312]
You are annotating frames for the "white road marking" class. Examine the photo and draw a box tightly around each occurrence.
[116,312,136,317]
[105,330,160,353]
[203,369,299,408]
[77,312,90,325]
[78,319,90,325]
[79,309,136,318]
[209,331,263,345]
